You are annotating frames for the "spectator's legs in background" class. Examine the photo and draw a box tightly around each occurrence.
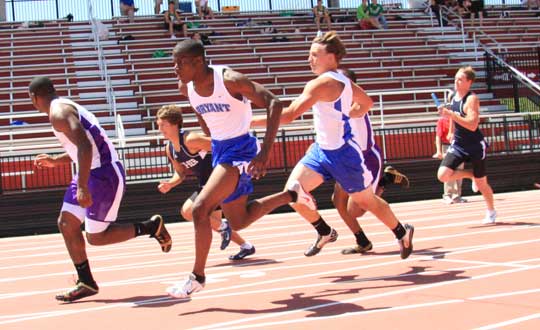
[324,13,332,30]
[154,0,162,15]
[378,15,388,29]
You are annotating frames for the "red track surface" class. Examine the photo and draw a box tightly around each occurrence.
[1,190,539,330]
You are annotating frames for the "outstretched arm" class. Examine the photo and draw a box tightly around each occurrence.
[251,77,335,127]
[225,69,283,179]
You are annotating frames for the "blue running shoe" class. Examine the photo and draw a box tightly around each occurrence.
[229,246,256,260]
[219,219,232,250]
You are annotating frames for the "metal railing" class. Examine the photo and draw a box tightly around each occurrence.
[0,86,453,153]
[2,115,539,193]
[3,0,524,22]
[439,5,466,51]
[3,0,397,21]
[88,0,119,137]
[485,48,540,113]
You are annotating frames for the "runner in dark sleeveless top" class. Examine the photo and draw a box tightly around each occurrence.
[155,105,256,261]
[437,66,496,224]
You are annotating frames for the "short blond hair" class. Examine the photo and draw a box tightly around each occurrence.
[458,66,476,83]
[156,105,183,127]
[313,31,347,63]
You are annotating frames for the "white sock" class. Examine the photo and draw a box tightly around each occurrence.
[240,242,253,250]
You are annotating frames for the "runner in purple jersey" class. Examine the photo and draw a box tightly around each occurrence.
[29,76,172,303]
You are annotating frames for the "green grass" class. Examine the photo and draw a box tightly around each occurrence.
[500,97,540,119]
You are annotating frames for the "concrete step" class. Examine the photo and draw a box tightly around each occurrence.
[85,101,138,111]
[427,35,464,41]
[447,51,484,58]
[69,33,93,39]
[68,24,111,31]
[71,40,117,48]
[422,26,457,32]
[477,92,494,99]
[77,79,131,88]
[481,104,510,112]
[74,58,124,66]
[438,42,475,52]
[459,60,484,67]
[106,127,146,138]
[98,114,141,124]
[75,68,127,76]
[73,49,121,56]
[79,90,134,99]
[407,20,435,25]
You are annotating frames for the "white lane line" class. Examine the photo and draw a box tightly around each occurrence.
[472,312,540,330]
[199,300,466,330]
[470,288,540,301]
[1,225,539,298]
[192,265,540,330]
[3,201,538,263]
[2,215,538,279]
[432,257,532,269]
[1,239,539,325]
[0,195,537,254]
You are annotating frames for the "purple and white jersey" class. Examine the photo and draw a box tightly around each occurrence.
[350,113,376,151]
[50,98,119,169]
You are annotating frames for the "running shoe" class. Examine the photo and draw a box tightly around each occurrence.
[151,214,172,253]
[384,166,410,188]
[166,273,205,299]
[55,280,98,302]
[341,242,373,255]
[229,246,256,260]
[304,228,338,257]
[397,224,414,259]
[219,219,232,250]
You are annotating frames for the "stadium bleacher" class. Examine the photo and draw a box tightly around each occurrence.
[1,3,539,190]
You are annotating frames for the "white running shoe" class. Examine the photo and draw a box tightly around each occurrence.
[166,273,205,298]
[288,180,317,210]
[442,195,454,205]
[482,210,497,224]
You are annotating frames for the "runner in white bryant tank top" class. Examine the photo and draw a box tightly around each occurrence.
[165,40,314,299]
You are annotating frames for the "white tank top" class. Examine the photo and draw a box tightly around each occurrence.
[187,65,252,141]
[312,71,354,150]
[50,98,119,169]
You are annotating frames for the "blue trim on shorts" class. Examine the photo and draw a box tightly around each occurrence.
[212,133,257,203]
[211,133,258,167]
[300,142,372,193]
